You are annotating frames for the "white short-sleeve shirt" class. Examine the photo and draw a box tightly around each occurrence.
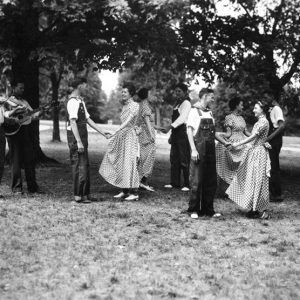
[67,97,90,130]
[187,104,214,137]
[270,105,284,128]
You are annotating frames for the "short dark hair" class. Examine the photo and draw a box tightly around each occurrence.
[123,83,136,97]
[175,83,188,93]
[198,88,214,99]
[229,97,242,111]
[69,77,87,89]
[137,88,148,100]
[256,101,269,114]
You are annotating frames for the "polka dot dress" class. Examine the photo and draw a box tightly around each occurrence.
[216,114,249,184]
[137,100,156,180]
[99,99,140,189]
[226,116,271,212]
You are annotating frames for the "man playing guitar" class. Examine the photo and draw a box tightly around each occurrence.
[0,89,23,198]
[7,82,42,195]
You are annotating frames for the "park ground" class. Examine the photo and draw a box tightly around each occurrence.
[0,123,299,300]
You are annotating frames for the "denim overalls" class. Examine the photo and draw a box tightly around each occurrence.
[169,105,190,188]
[188,109,217,216]
[67,97,90,198]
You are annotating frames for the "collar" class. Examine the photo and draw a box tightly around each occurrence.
[193,101,210,112]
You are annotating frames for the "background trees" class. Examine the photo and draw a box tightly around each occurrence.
[0,0,299,142]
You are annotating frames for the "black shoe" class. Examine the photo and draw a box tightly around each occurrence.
[247,210,260,219]
[0,195,4,199]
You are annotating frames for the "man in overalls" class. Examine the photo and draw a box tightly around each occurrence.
[66,77,110,203]
[266,98,285,202]
[162,83,191,191]
[186,88,225,219]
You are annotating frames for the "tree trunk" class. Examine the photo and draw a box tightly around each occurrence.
[10,1,59,165]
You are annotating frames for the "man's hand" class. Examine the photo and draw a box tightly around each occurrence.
[191,149,199,162]
[77,141,84,153]
[161,125,172,134]
[104,132,113,139]
[224,141,232,148]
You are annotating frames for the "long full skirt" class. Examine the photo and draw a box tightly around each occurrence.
[138,138,156,180]
[99,128,140,189]
[226,145,271,212]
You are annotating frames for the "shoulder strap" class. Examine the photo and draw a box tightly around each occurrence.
[192,107,202,116]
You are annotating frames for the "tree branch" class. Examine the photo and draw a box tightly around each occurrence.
[271,0,285,37]
[280,45,300,86]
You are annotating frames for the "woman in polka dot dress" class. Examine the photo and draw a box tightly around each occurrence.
[99,84,140,201]
[216,97,250,186]
[226,101,271,219]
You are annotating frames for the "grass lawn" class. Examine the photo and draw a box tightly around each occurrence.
[0,129,299,300]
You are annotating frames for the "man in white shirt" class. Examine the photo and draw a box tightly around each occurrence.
[186,88,226,219]
[266,99,285,202]
[66,77,110,203]
[162,83,191,191]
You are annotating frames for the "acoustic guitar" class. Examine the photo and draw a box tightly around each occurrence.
[3,102,54,136]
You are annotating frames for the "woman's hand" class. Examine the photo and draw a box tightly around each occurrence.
[191,149,199,162]
[150,133,155,143]
[264,142,272,149]
[231,142,240,148]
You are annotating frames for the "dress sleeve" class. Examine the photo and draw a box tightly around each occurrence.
[224,115,233,128]
[141,102,152,118]
[252,119,268,136]
[130,101,140,117]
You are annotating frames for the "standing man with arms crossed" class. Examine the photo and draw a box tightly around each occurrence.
[162,83,191,191]
[266,98,285,202]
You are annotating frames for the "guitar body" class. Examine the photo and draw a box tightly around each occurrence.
[3,102,55,136]
[2,122,21,136]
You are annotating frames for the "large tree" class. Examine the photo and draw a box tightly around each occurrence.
[0,0,190,163]
[181,0,300,100]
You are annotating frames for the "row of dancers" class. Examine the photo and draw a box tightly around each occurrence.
[0,79,285,222]
[66,78,285,220]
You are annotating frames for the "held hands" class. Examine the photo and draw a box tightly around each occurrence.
[191,149,199,162]
[104,132,113,139]
[160,125,172,134]
[231,142,240,148]
[264,142,272,149]
[150,133,155,143]
[224,141,232,148]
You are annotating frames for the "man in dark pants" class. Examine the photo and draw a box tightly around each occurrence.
[186,88,227,219]
[266,99,285,202]
[66,77,110,203]
[6,83,40,194]
[162,83,191,191]
[0,91,23,197]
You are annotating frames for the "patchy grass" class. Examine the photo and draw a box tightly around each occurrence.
[0,129,299,299]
